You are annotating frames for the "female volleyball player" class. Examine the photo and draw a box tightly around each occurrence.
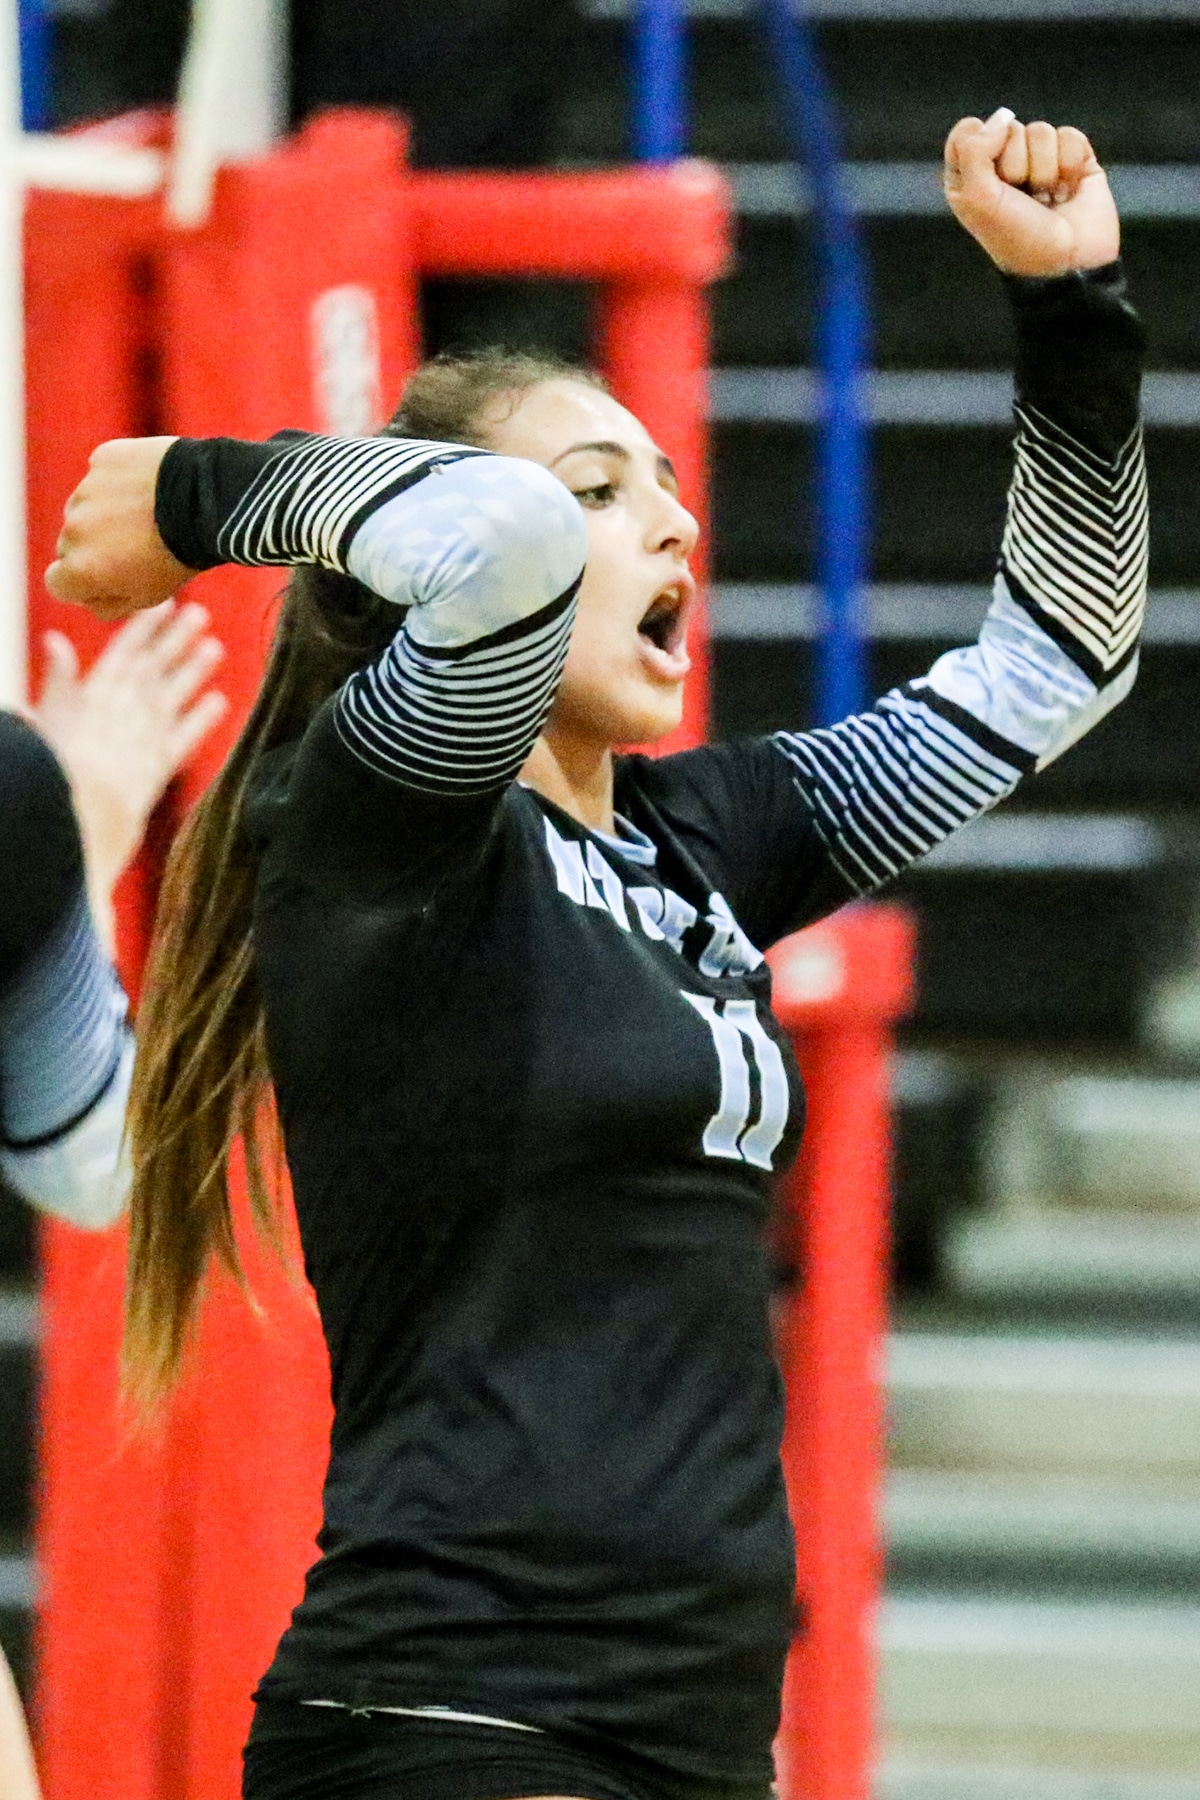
[48,111,1147,1800]
[0,602,224,1799]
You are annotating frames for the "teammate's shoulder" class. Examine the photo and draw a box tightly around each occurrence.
[0,711,80,864]
[0,709,73,805]
[0,712,85,993]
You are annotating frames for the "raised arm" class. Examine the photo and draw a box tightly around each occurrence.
[54,431,588,800]
[773,113,1146,904]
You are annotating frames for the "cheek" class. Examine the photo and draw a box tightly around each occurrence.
[565,556,630,677]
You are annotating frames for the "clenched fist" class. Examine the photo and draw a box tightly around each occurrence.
[45,435,192,621]
[944,107,1119,278]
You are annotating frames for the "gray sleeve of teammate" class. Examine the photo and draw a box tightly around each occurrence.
[0,718,130,1228]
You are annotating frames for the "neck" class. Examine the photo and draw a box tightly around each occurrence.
[520,729,615,833]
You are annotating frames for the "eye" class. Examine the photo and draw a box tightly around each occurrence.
[571,481,618,509]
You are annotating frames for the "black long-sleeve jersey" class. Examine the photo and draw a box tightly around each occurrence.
[156,264,1147,1792]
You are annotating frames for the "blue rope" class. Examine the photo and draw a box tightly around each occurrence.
[759,0,870,724]
[632,0,686,165]
[18,0,50,131]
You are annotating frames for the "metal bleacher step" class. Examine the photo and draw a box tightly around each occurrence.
[886,1468,1200,1592]
[879,1768,1200,1800]
[879,1592,1200,1777]
[710,368,1200,426]
[711,583,1200,642]
[888,1330,1200,1478]
[729,161,1200,220]
[0,1552,33,1612]
[584,0,1200,18]
[937,1064,1200,1307]
[894,811,1189,1045]
[883,1332,1200,1778]
[945,1209,1200,1312]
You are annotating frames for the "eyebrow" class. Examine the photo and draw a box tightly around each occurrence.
[549,440,678,484]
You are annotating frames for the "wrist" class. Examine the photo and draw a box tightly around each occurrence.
[155,435,301,571]
[1002,259,1126,308]
[1004,258,1144,456]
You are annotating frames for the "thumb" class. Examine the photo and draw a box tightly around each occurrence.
[946,106,1015,197]
[38,630,80,706]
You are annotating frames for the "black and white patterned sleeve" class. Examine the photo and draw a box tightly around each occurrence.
[156,432,588,796]
[772,261,1147,900]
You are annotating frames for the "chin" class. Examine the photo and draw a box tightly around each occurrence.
[552,672,685,751]
[607,676,685,745]
[634,704,685,744]
[613,704,685,751]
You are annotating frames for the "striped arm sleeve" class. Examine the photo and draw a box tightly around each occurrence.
[772,262,1147,901]
[1,1039,132,1229]
[156,433,588,797]
[0,883,131,1227]
[335,453,586,794]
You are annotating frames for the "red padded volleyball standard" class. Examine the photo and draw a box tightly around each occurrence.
[769,905,915,1800]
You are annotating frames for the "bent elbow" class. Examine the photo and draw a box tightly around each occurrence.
[497,456,588,600]
[347,453,587,643]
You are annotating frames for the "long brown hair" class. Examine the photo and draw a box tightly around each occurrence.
[123,350,605,1412]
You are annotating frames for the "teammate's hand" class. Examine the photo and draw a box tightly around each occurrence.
[33,602,227,942]
[45,436,192,621]
[944,108,1120,277]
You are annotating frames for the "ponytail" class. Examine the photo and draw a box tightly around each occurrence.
[122,568,398,1411]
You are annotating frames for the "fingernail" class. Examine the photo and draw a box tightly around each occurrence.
[1054,182,1069,205]
[986,106,1016,128]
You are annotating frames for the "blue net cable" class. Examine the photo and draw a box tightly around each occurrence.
[631,0,870,724]
[759,0,870,724]
[632,0,687,164]
[18,0,50,131]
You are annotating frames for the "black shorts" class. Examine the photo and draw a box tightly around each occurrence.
[244,1700,774,1800]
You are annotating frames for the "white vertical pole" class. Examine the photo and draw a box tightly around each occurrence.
[0,0,25,706]
[170,0,287,227]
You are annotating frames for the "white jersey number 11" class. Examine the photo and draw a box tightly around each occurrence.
[682,991,790,1172]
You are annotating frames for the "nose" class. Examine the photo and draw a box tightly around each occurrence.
[646,485,700,560]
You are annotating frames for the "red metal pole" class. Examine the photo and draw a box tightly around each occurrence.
[597,278,710,752]
[409,161,730,285]
[769,906,914,1800]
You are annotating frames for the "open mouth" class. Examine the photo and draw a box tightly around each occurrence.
[637,583,690,656]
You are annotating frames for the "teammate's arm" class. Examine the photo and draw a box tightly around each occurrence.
[769,114,1145,912]
[1,608,225,1225]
